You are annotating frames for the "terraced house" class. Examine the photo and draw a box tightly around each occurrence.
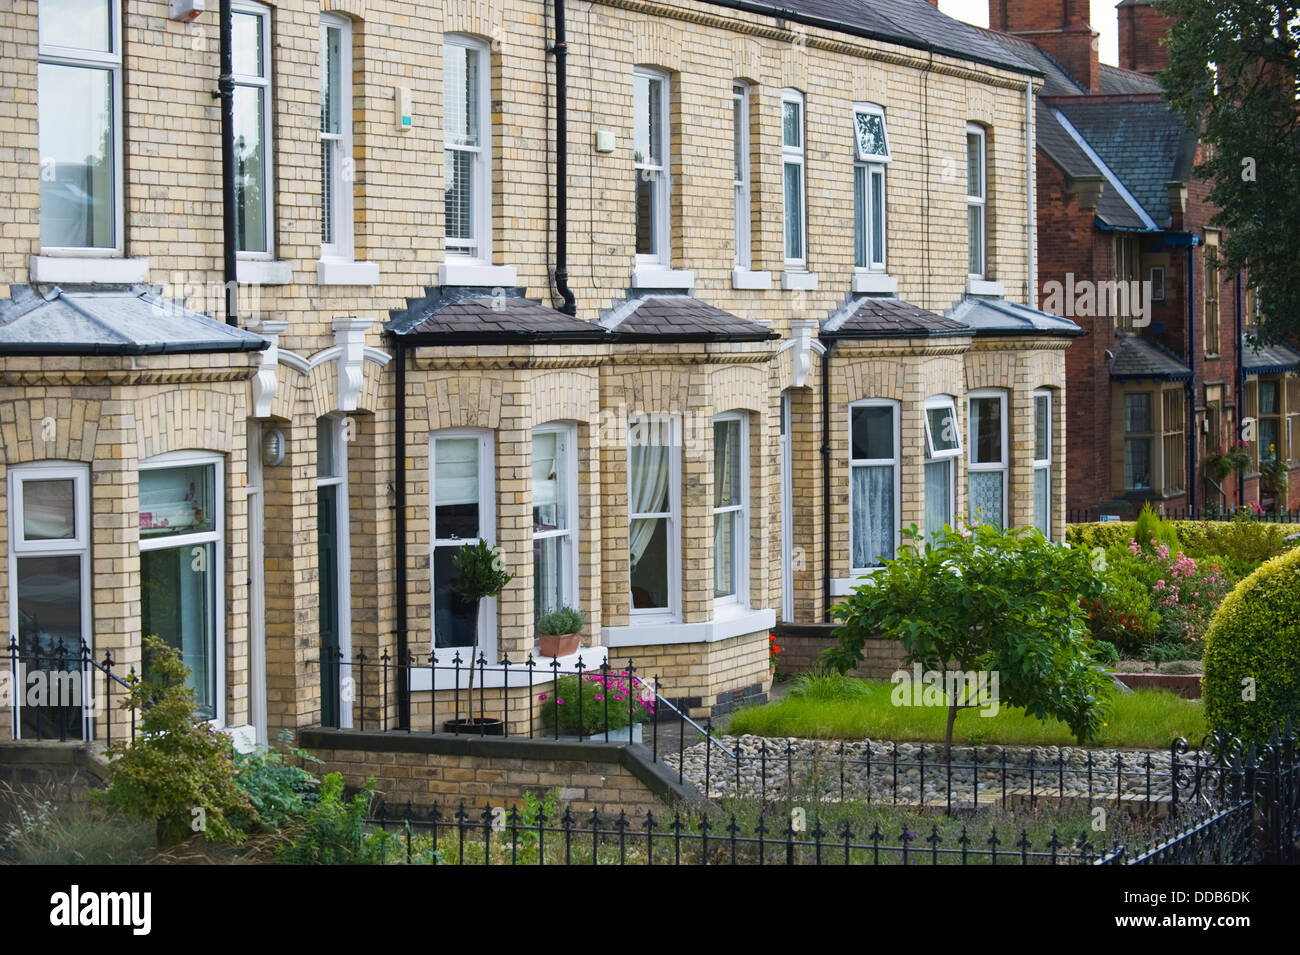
[0,0,1078,746]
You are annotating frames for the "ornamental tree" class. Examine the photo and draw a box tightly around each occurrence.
[822,523,1111,751]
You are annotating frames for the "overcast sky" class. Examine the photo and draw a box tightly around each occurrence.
[939,0,1121,67]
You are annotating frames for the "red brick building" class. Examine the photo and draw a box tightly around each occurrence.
[986,0,1299,519]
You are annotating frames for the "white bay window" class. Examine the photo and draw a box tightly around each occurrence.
[713,413,748,609]
[532,425,578,620]
[850,400,899,571]
[628,415,680,618]
[968,390,1008,529]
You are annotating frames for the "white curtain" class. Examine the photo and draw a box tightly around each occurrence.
[628,442,670,568]
[925,460,952,541]
[851,464,894,568]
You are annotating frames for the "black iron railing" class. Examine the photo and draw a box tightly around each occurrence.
[4,635,137,744]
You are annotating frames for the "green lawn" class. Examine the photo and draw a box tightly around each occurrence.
[725,675,1205,749]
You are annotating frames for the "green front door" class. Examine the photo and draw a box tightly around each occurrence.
[318,484,340,726]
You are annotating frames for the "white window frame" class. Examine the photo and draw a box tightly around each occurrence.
[233,0,274,258]
[782,89,808,270]
[923,394,963,461]
[849,398,901,575]
[320,14,354,262]
[429,429,497,662]
[627,413,681,622]
[138,450,226,727]
[853,103,890,273]
[316,414,352,729]
[733,83,751,270]
[531,422,580,619]
[712,411,749,613]
[37,0,123,256]
[967,123,986,280]
[1033,390,1053,538]
[444,34,492,264]
[634,67,671,269]
[7,463,93,740]
[967,389,1008,528]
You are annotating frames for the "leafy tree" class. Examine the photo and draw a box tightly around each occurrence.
[100,635,253,846]
[823,524,1111,750]
[1157,0,1300,344]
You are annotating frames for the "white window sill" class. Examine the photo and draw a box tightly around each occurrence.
[237,259,293,285]
[603,607,775,647]
[220,724,258,754]
[631,266,695,290]
[406,645,610,691]
[731,268,773,290]
[832,574,883,596]
[781,270,819,291]
[317,259,380,286]
[438,262,518,287]
[852,272,898,294]
[966,278,1005,297]
[30,255,149,285]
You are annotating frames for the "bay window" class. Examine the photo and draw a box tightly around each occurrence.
[8,464,91,738]
[849,400,899,571]
[532,425,578,620]
[38,0,122,252]
[233,1,273,254]
[1034,391,1053,537]
[139,454,223,723]
[444,35,490,261]
[853,104,889,271]
[967,124,986,279]
[634,68,670,267]
[713,413,748,608]
[782,89,807,268]
[430,431,495,659]
[628,415,679,617]
[968,390,1007,529]
[923,396,961,541]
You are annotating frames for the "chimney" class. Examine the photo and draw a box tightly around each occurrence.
[989,0,1100,92]
[1117,0,1173,75]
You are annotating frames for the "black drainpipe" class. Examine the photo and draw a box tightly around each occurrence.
[1235,272,1245,507]
[394,340,409,729]
[1186,243,1197,517]
[551,0,577,316]
[821,342,834,622]
[217,0,238,326]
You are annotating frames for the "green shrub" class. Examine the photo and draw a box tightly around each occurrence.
[1203,546,1300,744]
[1144,640,1202,664]
[1069,519,1294,569]
[100,636,253,846]
[536,607,584,636]
[1082,557,1160,654]
[788,671,874,701]
[1067,522,1135,552]
[278,774,431,864]
[1091,640,1120,667]
[539,668,654,735]
[1134,502,1180,552]
[230,731,322,833]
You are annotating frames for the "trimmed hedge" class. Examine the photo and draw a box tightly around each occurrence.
[1068,520,1295,563]
[1202,546,1300,744]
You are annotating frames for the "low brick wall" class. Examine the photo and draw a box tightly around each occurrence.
[299,728,702,818]
[774,623,906,679]
[0,742,111,826]
[610,628,771,718]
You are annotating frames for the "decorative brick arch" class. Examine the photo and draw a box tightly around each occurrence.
[634,20,680,72]
[322,0,366,18]
[530,370,599,428]
[711,365,766,415]
[843,359,907,404]
[135,391,236,459]
[425,375,505,431]
[0,397,101,465]
[444,0,503,46]
[965,348,1018,392]
[731,36,762,85]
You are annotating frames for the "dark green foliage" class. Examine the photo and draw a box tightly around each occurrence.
[451,539,514,602]
[536,607,584,636]
[230,730,322,833]
[1091,641,1120,667]
[278,774,424,864]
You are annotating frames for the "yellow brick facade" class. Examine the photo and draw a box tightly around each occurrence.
[0,0,1069,737]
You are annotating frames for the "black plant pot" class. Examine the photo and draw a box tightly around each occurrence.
[443,717,505,736]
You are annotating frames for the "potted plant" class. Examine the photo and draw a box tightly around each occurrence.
[443,539,513,735]
[537,607,583,658]
[539,668,654,742]
[1205,441,1251,483]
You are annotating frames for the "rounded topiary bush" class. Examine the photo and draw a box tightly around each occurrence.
[1203,545,1300,744]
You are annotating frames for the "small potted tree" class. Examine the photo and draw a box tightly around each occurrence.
[443,539,513,735]
[536,607,583,658]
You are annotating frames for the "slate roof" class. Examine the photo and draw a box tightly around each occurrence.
[386,286,608,343]
[0,284,268,355]
[947,296,1084,337]
[701,0,1039,75]
[1242,336,1300,375]
[1053,100,1197,229]
[821,296,969,340]
[1099,64,1164,95]
[1109,335,1192,381]
[598,293,777,343]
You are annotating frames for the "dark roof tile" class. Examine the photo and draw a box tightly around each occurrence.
[600,294,776,342]
[822,296,969,339]
[1109,335,1192,380]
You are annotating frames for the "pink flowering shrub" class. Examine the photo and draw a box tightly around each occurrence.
[539,668,655,736]
[1122,538,1232,646]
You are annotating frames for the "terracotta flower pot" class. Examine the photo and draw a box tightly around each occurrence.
[538,632,581,658]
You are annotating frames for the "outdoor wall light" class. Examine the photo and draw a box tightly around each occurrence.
[262,428,286,468]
